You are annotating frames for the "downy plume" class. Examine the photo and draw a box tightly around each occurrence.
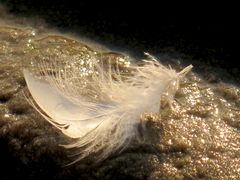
[23,52,192,163]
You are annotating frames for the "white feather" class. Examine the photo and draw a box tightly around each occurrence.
[23,53,192,163]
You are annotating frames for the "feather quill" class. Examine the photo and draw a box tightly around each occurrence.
[23,52,192,163]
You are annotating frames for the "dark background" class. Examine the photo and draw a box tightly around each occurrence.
[0,1,233,75]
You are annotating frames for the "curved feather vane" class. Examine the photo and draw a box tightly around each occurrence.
[23,52,192,163]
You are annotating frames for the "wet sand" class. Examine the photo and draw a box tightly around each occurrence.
[0,4,239,180]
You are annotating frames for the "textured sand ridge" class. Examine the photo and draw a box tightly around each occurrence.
[0,11,239,180]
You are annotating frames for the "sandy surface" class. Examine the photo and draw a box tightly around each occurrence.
[0,4,239,180]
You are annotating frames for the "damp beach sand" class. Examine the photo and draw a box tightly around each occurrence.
[0,3,239,179]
